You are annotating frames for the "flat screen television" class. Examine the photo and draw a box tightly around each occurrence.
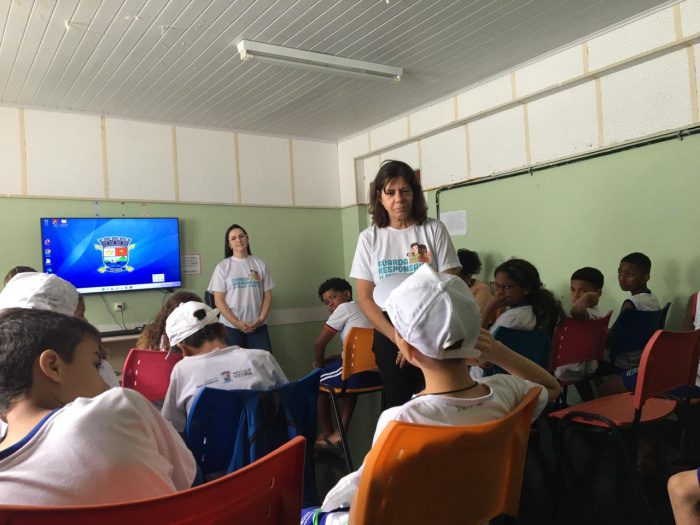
[40,217,182,294]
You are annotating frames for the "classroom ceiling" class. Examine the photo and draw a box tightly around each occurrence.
[0,0,675,141]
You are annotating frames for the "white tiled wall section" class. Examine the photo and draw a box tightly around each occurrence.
[0,106,22,195]
[339,0,700,205]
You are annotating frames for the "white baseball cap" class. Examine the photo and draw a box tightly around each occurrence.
[385,264,481,359]
[166,301,220,347]
[0,272,79,316]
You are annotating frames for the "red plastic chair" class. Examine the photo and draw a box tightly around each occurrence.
[349,389,541,525]
[0,436,306,525]
[549,312,612,404]
[550,330,700,516]
[120,349,182,403]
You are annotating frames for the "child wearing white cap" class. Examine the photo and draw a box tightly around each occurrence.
[0,308,196,506]
[0,272,119,388]
[160,301,288,432]
[307,265,560,523]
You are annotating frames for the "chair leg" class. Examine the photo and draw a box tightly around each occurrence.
[325,389,354,472]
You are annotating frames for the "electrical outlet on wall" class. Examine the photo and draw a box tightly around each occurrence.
[112,302,125,312]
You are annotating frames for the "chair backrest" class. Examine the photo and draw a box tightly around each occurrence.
[185,387,257,478]
[0,436,306,525]
[350,389,541,525]
[550,312,612,370]
[229,369,321,507]
[608,302,671,361]
[634,330,700,413]
[486,328,551,376]
[120,349,182,402]
[341,327,376,381]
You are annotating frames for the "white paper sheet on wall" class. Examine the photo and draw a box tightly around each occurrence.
[440,210,467,236]
[182,254,201,275]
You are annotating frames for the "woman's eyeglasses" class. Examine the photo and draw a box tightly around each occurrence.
[490,282,518,292]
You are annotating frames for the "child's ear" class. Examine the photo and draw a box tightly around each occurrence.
[343,290,351,301]
[37,349,62,383]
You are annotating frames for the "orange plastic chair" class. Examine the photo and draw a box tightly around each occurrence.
[549,312,612,404]
[319,327,382,471]
[0,436,306,525]
[121,349,182,403]
[350,388,541,525]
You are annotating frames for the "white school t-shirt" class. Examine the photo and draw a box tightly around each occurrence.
[325,301,372,343]
[208,255,275,326]
[489,304,537,334]
[625,292,660,311]
[694,292,700,330]
[161,346,288,432]
[0,388,196,506]
[320,374,548,512]
[554,306,604,381]
[350,218,460,309]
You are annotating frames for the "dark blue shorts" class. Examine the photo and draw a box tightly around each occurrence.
[320,358,382,390]
[620,368,700,398]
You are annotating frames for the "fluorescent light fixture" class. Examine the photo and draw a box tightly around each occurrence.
[237,40,402,82]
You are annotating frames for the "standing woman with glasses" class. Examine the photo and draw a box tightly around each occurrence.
[351,160,461,408]
[208,224,274,351]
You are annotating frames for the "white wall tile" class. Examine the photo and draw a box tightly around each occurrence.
[338,133,369,207]
[24,111,103,198]
[528,82,598,163]
[420,126,468,189]
[601,50,692,145]
[176,126,237,204]
[680,0,700,36]
[360,156,380,205]
[293,139,339,207]
[0,107,21,195]
[379,143,419,168]
[468,106,527,179]
[588,8,676,70]
[369,117,408,151]
[238,133,291,206]
[515,46,584,98]
[409,98,454,136]
[106,119,175,201]
[457,75,512,119]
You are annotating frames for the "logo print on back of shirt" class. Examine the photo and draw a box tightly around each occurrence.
[221,370,232,384]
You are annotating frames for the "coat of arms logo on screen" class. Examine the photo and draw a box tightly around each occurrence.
[94,236,136,273]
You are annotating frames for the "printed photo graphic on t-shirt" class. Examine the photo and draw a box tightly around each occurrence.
[406,242,432,264]
[230,275,263,289]
[249,270,261,281]
[378,241,431,280]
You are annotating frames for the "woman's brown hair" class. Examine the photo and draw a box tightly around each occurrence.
[369,160,427,228]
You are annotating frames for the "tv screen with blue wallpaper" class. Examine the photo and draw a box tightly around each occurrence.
[40,217,181,294]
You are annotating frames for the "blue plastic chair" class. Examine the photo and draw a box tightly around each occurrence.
[229,369,320,507]
[483,327,552,377]
[608,302,670,367]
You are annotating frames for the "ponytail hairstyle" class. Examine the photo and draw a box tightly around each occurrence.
[494,258,564,333]
[224,224,252,258]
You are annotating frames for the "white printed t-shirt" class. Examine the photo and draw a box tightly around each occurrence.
[325,301,372,343]
[0,388,196,506]
[489,304,537,335]
[350,218,460,309]
[554,306,604,381]
[625,292,660,311]
[161,346,288,432]
[208,256,275,326]
[321,374,548,513]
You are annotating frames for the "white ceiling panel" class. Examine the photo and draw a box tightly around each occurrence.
[0,0,676,141]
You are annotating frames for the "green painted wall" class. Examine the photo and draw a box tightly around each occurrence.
[431,133,700,329]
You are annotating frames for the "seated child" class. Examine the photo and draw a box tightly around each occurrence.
[135,291,203,350]
[554,267,606,382]
[605,251,661,372]
[302,265,560,523]
[668,467,700,525]
[0,272,119,388]
[314,278,378,450]
[161,301,288,432]
[457,248,493,313]
[0,308,196,506]
[474,258,564,379]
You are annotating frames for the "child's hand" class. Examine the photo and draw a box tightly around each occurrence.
[580,291,600,308]
[468,328,504,367]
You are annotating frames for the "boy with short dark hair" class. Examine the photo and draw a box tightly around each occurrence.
[0,308,196,506]
[617,252,660,312]
[161,301,287,432]
[313,277,377,449]
[304,265,560,522]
